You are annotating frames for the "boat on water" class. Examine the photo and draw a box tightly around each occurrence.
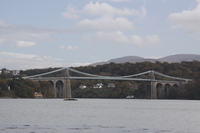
[126,95,134,99]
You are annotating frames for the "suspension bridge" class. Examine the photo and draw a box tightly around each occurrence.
[23,67,192,99]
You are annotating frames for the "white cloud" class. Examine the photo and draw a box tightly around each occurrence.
[130,35,144,46]
[109,0,130,2]
[93,31,131,44]
[61,5,80,20]
[60,45,78,50]
[62,2,141,20]
[83,2,139,17]
[0,20,9,28]
[0,38,5,44]
[146,35,160,45]
[145,56,161,59]
[62,2,156,48]
[83,31,159,47]
[16,41,37,47]
[0,20,61,44]
[140,6,147,18]
[78,17,133,31]
[62,12,80,20]
[168,0,200,33]
[0,52,37,59]
[0,51,89,70]
[0,52,64,70]
[161,0,173,2]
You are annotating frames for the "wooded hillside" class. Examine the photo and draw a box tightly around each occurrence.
[1,61,200,99]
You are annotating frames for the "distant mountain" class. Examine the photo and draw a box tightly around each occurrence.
[159,54,200,63]
[90,54,200,66]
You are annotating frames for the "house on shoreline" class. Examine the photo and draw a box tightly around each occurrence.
[34,92,43,98]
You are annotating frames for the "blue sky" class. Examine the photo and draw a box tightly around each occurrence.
[0,0,200,70]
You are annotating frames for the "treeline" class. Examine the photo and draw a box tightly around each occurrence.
[72,61,200,79]
[1,61,200,99]
[0,78,54,98]
[70,61,200,99]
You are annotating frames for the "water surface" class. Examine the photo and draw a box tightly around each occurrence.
[0,99,200,133]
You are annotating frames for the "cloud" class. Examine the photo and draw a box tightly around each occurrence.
[16,41,37,48]
[0,20,61,44]
[0,51,89,70]
[168,0,200,33]
[0,38,5,44]
[62,2,141,20]
[0,51,64,70]
[109,0,130,2]
[161,0,173,2]
[0,52,37,59]
[62,12,80,20]
[140,6,147,18]
[83,31,159,47]
[60,45,78,50]
[62,2,156,48]
[61,5,80,20]
[0,20,9,28]
[82,2,139,17]
[77,17,133,31]
[146,35,160,45]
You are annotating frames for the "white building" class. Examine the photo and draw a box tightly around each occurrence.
[12,70,20,76]
[108,83,115,88]
[79,84,87,89]
[93,83,103,88]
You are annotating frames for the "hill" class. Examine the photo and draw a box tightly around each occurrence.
[90,54,200,66]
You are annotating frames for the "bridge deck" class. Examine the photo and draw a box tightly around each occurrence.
[30,77,185,83]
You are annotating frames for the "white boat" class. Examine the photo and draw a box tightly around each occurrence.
[126,95,134,99]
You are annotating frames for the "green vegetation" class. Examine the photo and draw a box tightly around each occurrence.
[72,81,142,98]
[0,78,54,98]
[1,61,200,99]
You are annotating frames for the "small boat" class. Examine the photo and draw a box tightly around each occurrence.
[126,95,134,99]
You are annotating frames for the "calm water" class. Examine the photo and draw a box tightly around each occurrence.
[0,99,200,133]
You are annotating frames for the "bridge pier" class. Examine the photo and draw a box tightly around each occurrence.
[147,71,157,99]
[66,79,72,99]
[64,68,75,100]
[63,79,72,99]
[148,81,183,99]
[151,82,157,99]
[52,80,57,98]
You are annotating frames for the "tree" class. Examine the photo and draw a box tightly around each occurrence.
[0,79,8,90]
[167,86,178,99]
[39,81,54,98]
[185,78,200,100]
[24,79,40,91]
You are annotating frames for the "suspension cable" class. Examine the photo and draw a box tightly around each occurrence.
[153,71,192,81]
[122,70,151,78]
[67,67,99,77]
[23,67,66,79]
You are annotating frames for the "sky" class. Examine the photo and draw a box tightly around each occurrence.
[0,0,200,70]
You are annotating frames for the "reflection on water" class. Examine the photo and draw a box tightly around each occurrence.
[0,99,200,133]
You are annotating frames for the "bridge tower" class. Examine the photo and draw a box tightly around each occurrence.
[63,68,73,100]
[146,70,157,99]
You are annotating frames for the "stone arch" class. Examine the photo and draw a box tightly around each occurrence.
[56,80,64,98]
[49,80,54,86]
[156,83,164,99]
[48,80,55,93]
[173,84,179,89]
[164,84,170,98]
